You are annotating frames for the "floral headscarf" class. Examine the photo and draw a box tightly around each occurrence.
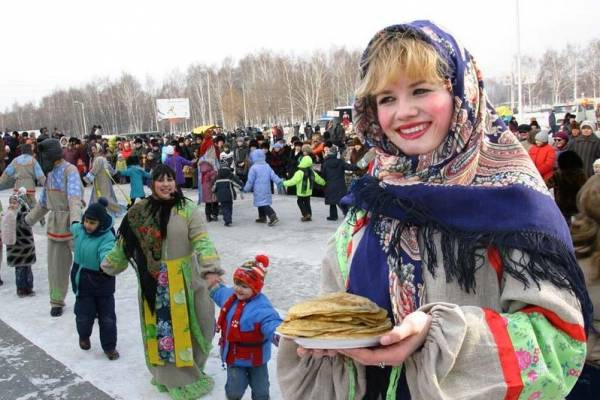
[345,20,592,332]
[355,21,539,188]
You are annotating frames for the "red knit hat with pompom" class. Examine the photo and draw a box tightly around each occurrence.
[233,254,269,294]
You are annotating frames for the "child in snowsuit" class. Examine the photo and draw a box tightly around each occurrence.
[70,197,119,360]
[212,162,243,226]
[119,155,151,209]
[243,149,283,226]
[208,255,282,400]
[2,189,36,297]
[283,155,325,221]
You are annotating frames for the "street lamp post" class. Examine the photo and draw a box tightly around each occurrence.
[515,0,523,122]
[73,101,87,138]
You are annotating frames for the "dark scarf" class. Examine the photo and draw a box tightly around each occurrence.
[300,167,315,193]
[117,195,184,312]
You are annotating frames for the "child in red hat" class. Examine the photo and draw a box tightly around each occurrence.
[208,254,282,400]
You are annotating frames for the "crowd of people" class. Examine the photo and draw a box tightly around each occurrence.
[0,20,598,400]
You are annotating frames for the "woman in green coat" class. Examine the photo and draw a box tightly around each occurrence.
[102,164,224,400]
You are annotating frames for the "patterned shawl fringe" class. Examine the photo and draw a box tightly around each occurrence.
[347,176,593,333]
[118,214,157,312]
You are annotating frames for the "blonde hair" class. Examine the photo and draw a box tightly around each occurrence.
[356,33,448,98]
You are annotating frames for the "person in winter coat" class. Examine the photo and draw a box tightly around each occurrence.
[346,137,369,178]
[552,130,570,162]
[277,20,590,400]
[267,143,289,179]
[310,134,325,163]
[566,174,600,399]
[208,254,282,400]
[548,151,588,224]
[568,120,600,178]
[70,198,119,360]
[101,164,224,399]
[233,137,250,184]
[285,141,304,196]
[282,155,325,221]
[197,137,220,222]
[119,155,151,209]
[243,149,283,226]
[320,144,357,221]
[198,158,219,222]
[164,145,193,188]
[85,144,124,217]
[212,163,243,226]
[219,144,235,171]
[2,189,36,297]
[528,130,556,183]
[25,138,84,317]
[0,143,46,210]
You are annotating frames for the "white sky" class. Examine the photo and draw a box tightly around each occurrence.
[1,0,599,111]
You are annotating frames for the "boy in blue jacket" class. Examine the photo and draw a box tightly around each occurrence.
[70,197,119,360]
[119,155,151,209]
[208,254,282,400]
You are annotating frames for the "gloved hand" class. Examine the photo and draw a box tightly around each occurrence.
[276,181,286,195]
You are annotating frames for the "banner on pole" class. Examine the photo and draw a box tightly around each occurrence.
[156,98,190,121]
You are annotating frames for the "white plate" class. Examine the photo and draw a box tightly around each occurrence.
[277,333,383,349]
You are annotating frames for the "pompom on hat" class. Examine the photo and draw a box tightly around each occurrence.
[233,254,270,294]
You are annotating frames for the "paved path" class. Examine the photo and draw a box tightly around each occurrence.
[0,318,113,400]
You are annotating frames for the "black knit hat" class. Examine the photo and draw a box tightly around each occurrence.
[37,138,63,174]
[83,198,112,234]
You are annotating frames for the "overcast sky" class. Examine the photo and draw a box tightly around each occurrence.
[1,0,599,111]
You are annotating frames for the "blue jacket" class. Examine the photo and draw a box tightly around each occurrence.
[120,165,150,199]
[70,221,116,296]
[210,284,282,367]
[243,150,283,207]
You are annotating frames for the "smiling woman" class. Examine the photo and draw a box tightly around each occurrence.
[276,20,591,400]
[374,75,453,156]
[100,164,225,400]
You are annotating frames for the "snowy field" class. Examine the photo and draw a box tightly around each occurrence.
[0,185,337,399]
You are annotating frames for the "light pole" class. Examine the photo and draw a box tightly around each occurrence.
[73,101,87,138]
[515,0,523,121]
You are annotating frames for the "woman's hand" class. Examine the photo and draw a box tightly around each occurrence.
[338,311,432,367]
[204,272,222,288]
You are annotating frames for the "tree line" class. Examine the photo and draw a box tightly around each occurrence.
[1,38,599,135]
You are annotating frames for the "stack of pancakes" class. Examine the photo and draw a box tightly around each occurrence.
[277,292,392,338]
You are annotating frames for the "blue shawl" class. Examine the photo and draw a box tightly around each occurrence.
[344,20,592,333]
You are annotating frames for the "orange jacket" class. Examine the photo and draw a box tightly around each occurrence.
[528,144,556,181]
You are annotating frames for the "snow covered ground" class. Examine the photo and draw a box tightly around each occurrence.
[0,185,337,399]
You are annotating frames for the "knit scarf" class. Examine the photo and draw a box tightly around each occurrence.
[300,167,315,193]
[344,20,592,332]
[217,294,246,346]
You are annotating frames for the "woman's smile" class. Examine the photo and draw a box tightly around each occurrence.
[394,122,432,140]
